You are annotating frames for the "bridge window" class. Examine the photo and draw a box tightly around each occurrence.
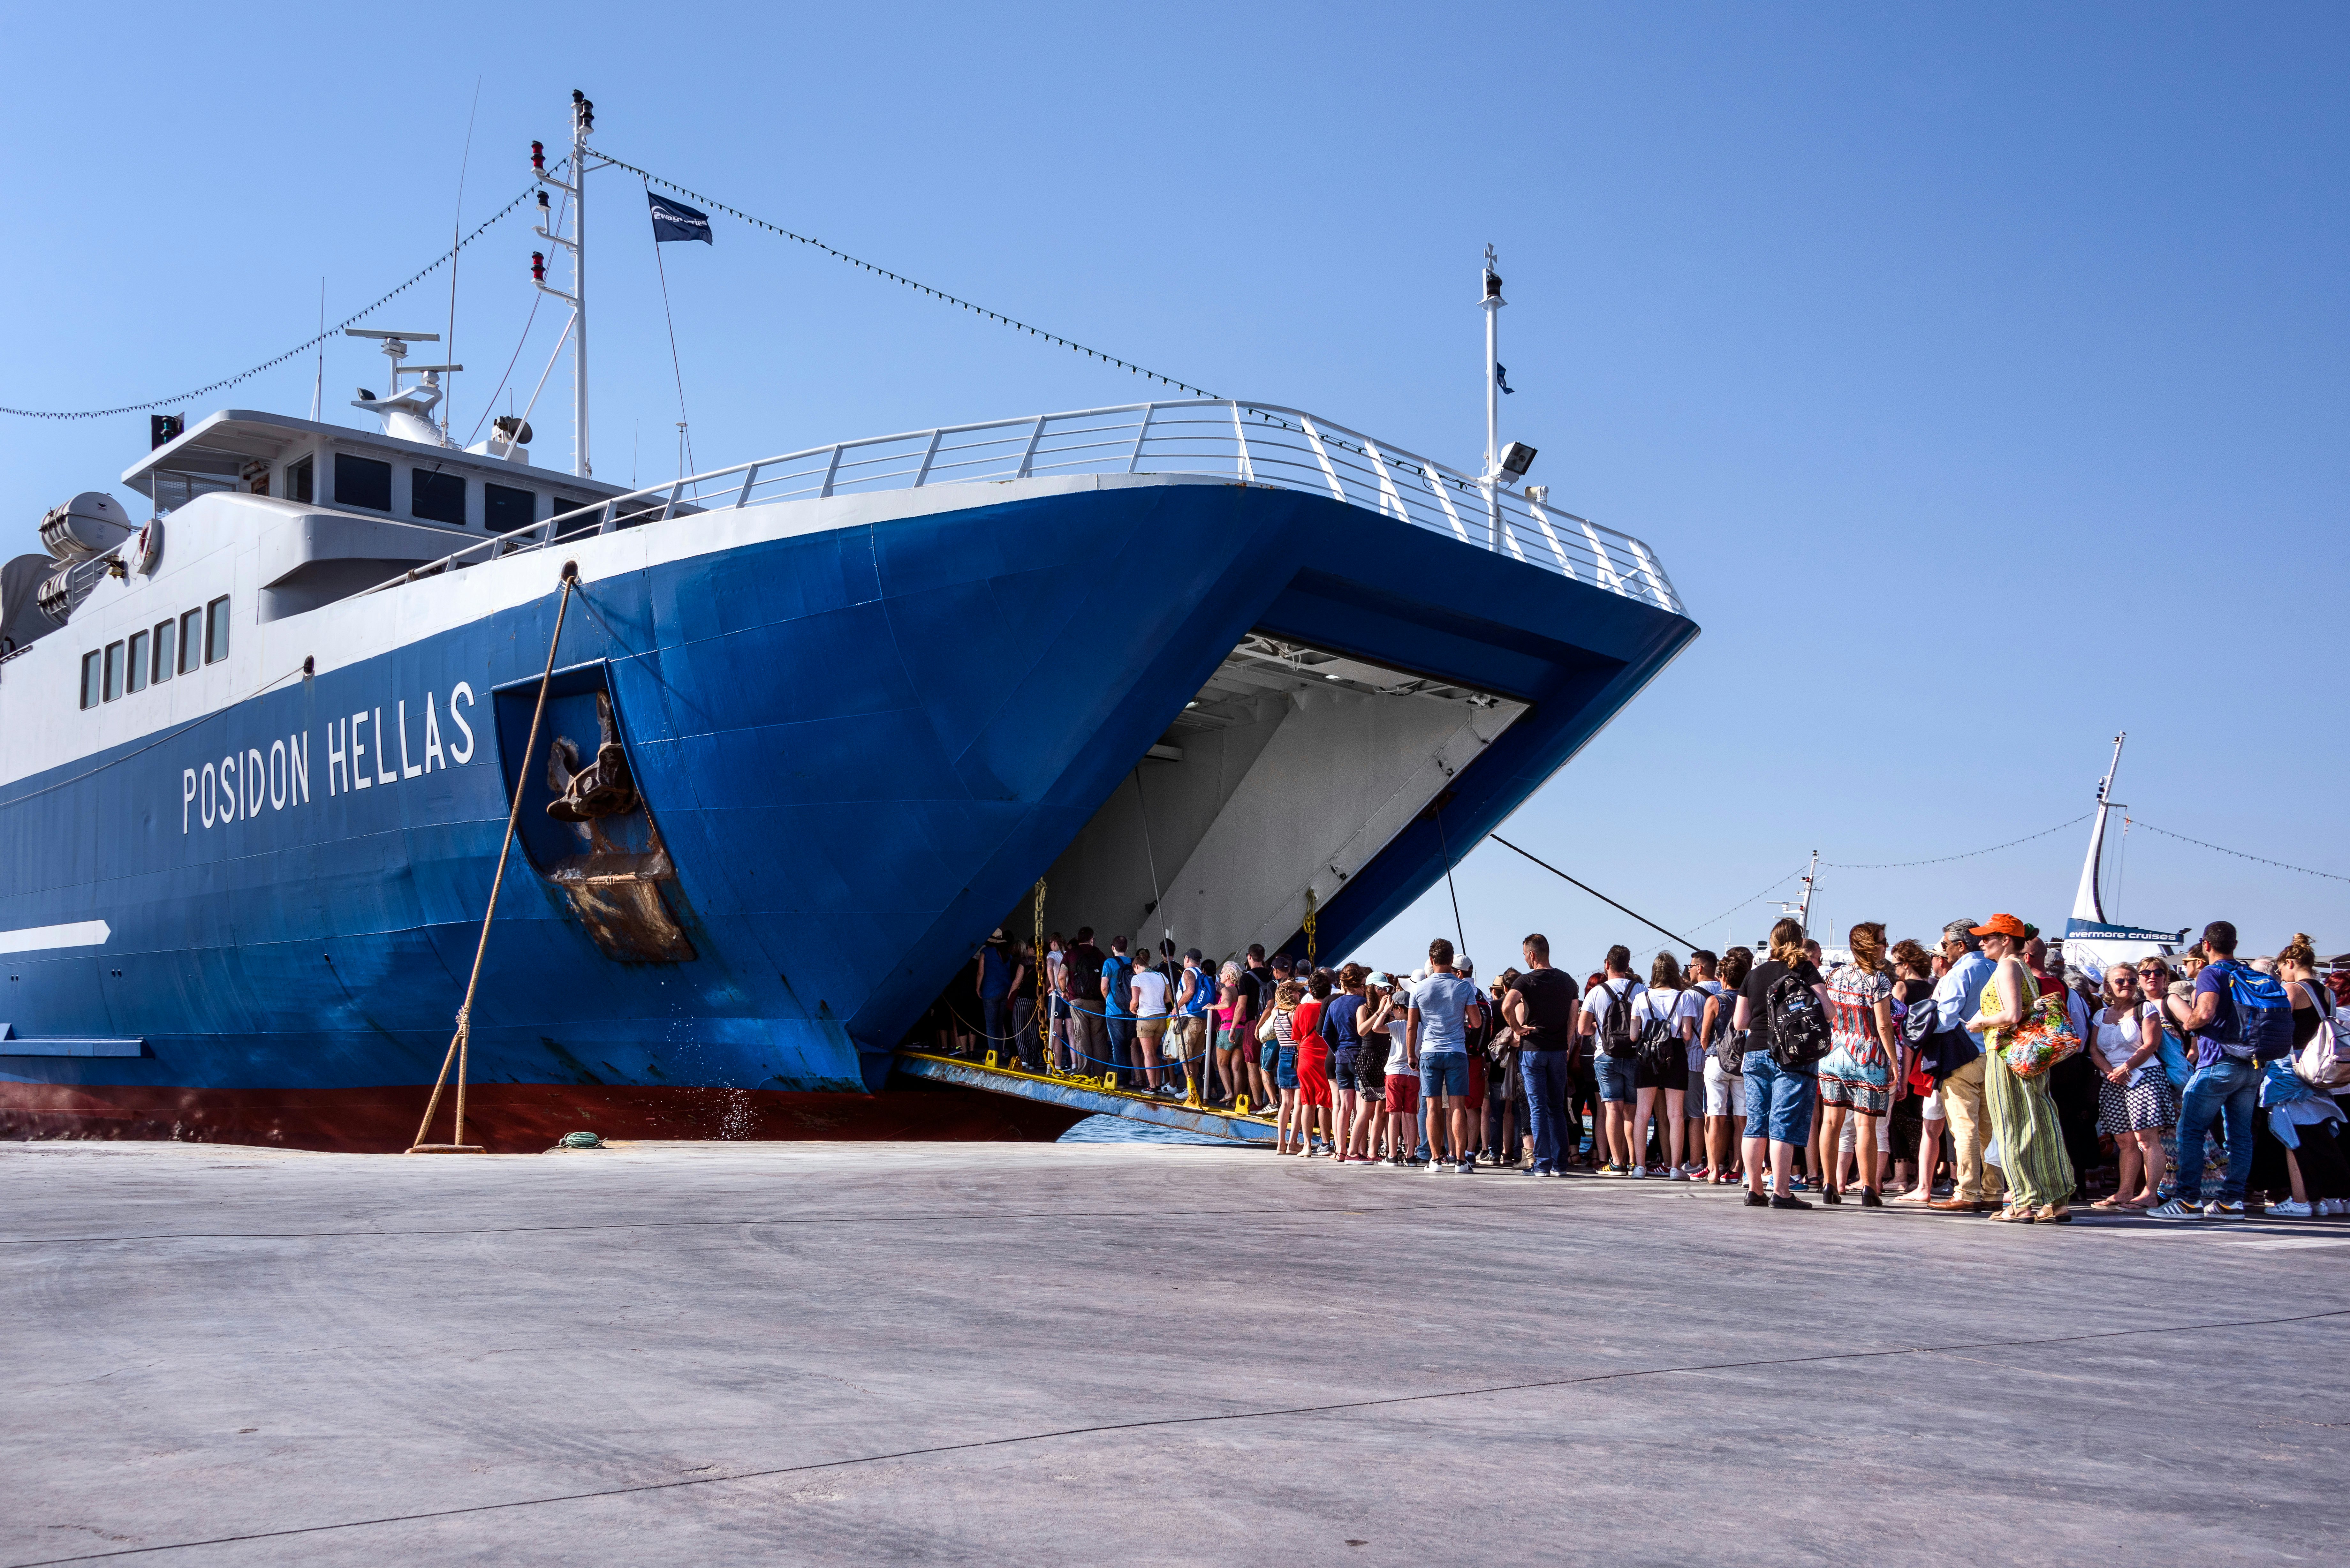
[484,482,535,533]
[151,620,175,685]
[178,608,203,675]
[80,650,101,710]
[412,468,466,526]
[126,629,149,694]
[205,596,231,665]
[334,453,392,512]
[285,455,315,505]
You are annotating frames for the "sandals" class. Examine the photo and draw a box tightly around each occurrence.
[2038,1206,2073,1224]
[1991,1205,2037,1223]
[2089,1195,2126,1211]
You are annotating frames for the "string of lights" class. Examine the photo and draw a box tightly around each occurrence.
[1820,815,2090,871]
[2128,820,2348,885]
[589,149,1221,400]
[0,175,558,421]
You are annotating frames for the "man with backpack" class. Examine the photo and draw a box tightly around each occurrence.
[2150,920,2290,1218]
[1577,945,1646,1175]
[1063,929,1107,1081]
[1733,919,1830,1210]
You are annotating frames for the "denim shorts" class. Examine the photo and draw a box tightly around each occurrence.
[1419,1052,1469,1099]
[1592,1050,1636,1104]
[1742,1049,1816,1146]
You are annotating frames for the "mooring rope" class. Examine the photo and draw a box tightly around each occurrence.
[410,561,579,1152]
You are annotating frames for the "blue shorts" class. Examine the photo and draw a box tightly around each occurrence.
[1419,1052,1469,1100]
[1742,1049,1816,1146]
[1261,1038,1279,1074]
[1592,1050,1636,1104]
[1275,1045,1299,1090]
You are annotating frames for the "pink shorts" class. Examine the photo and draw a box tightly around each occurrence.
[1385,1073,1420,1114]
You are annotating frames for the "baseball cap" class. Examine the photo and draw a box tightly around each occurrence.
[1969,914,2028,940]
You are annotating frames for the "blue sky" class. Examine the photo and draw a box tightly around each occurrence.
[3,2,2343,971]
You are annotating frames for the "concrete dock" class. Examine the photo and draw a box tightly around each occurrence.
[4,1139,2346,1565]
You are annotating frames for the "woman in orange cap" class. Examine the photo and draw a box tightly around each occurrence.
[1962,914,2076,1222]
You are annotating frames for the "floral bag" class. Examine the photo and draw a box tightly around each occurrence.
[2000,991,2083,1080]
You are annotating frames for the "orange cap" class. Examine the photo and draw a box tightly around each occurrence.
[1969,913,2029,940]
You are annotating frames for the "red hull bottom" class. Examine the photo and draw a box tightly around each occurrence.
[0,1078,1083,1153]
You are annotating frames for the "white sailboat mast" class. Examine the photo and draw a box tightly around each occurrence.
[2070,732,2125,924]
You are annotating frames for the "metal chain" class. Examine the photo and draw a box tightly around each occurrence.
[1303,887,1317,967]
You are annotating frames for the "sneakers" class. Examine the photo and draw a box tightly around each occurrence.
[2324,1198,2349,1217]
[1629,1166,1649,1179]
[1536,1167,1562,1179]
[1455,1158,1474,1175]
[1743,1190,1770,1208]
[1666,1168,1689,1182]
[1599,1163,1628,1178]
[1769,1193,1813,1210]
[2203,1200,2245,1219]
[2270,1198,2315,1218]
[2145,1198,2201,1218]
[1425,1158,1447,1176]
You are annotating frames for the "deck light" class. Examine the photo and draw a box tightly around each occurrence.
[531,140,545,175]
[1498,441,1537,480]
[531,252,546,284]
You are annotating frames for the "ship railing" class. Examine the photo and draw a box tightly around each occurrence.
[361,400,1682,614]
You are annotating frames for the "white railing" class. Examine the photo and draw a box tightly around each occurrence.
[366,400,1683,614]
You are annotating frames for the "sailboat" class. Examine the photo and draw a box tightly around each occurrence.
[2059,733,2187,975]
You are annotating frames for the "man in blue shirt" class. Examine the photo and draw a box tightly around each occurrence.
[1100,936,1136,1090]
[1408,937,1486,1174]
[2150,920,2261,1218]
[1926,919,2001,1212]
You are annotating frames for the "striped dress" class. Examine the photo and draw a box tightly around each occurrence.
[1982,965,2076,1209]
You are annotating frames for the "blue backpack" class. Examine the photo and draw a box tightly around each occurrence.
[2216,960,2295,1062]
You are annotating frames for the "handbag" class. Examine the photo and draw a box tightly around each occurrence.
[1998,991,2083,1080]
[1256,1006,1280,1044]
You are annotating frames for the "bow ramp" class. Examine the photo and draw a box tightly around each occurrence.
[894,1051,1276,1143]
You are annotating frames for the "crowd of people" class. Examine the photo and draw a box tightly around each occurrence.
[930,915,2350,1220]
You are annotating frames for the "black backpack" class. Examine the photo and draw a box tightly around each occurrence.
[1701,985,1747,1074]
[1596,980,1642,1060]
[1635,988,1685,1074]
[1766,970,1831,1068]
[1064,946,1104,1006]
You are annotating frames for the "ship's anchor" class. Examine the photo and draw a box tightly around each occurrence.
[410,561,580,1154]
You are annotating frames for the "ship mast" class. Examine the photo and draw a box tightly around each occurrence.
[2071,733,2126,924]
[531,90,600,478]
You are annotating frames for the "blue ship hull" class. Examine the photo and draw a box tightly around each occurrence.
[0,476,1694,1150]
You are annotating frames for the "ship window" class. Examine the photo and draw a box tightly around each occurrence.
[80,650,101,710]
[178,608,203,674]
[286,455,315,505]
[484,482,536,533]
[334,453,392,512]
[126,630,149,694]
[151,620,176,685]
[205,596,231,664]
[412,468,466,525]
[102,640,125,702]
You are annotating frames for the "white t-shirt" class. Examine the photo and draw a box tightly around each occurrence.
[1131,969,1170,1018]
[1632,986,1687,1059]
[1580,977,1648,1037]
[1385,989,1411,1067]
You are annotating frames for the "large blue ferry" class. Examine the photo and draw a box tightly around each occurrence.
[0,109,1696,1152]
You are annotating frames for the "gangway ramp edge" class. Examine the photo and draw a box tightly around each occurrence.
[891,1051,1275,1143]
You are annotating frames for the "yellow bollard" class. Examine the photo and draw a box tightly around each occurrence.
[985,1050,999,1071]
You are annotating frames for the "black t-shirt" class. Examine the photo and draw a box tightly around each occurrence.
[1741,958,1824,1049]
[1236,966,1271,1020]
[1508,967,1581,1051]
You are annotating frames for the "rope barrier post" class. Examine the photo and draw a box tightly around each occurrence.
[409,561,579,1154]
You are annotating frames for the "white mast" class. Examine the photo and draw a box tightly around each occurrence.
[1480,245,1504,550]
[2071,733,2126,924]
[530,90,597,478]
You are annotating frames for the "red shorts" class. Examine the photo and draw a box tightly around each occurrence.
[1384,1073,1419,1114]
[1466,1054,1487,1106]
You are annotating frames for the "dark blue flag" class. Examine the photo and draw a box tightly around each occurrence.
[648,191,713,244]
[1495,363,1516,395]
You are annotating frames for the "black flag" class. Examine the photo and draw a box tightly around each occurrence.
[647,191,712,245]
[1494,363,1516,395]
